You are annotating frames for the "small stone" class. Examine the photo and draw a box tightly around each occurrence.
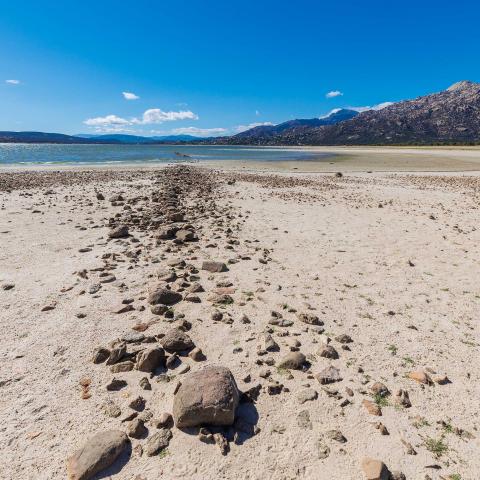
[108,225,129,239]
[136,347,165,372]
[101,401,121,418]
[264,334,279,352]
[370,382,390,397]
[92,347,110,364]
[66,430,129,480]
[316,366,342,385]
[277,352,306,370]
[147,286,182,306]
[127,419,147,439]
[318,344,339,359]
[408,370,433,385]
[160,328,194,353]
[202,260,228,273]
[213,432,229,455]
[394,389,411,408]
[375,422,389,435]
[326,429,347,443]
[316,440,330,459]
[111,304,134,314]
[434,375,450,385]
[155,412,174,429]
[297,388,318,404]
[335,334,353,344]
[129,396,146,412]
[188,347,205,361]
[297,312,323,326]
[144,429,172,456]
[297,410,312,429]
[139,377,151,390]
[107,343,128,365]
[110,361,134,373]
[361,457,390,480]
[105,378,127,391]
[362,399,382,416]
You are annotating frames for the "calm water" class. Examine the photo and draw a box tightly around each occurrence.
[0,143,332,166]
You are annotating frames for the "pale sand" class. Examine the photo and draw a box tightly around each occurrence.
[0,165,479,479]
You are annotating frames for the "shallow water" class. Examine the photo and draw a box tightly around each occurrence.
[0,143,333,166]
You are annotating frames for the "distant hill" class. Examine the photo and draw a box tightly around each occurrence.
[287,80,480,145]
[0,131,99,144]
[211,80,480,146]
[222,109,359,145]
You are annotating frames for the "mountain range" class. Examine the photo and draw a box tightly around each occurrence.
[2,81,480,145]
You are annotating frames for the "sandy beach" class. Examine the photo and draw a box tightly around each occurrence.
[1,161,479,480]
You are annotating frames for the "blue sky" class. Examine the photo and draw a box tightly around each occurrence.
[0,0,479,136]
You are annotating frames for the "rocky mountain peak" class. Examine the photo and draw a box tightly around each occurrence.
[446,80,476,92]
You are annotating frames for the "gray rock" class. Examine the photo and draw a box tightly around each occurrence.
[147,286,182,305]
[316,365,342,384]
[144,428,172,456]
[92,347,110,364]
[136,347,165,372]
[277,352,306,370]
[297,388,318,404]
[297,410,312,429]
[318,344,339,359]
[201,260,227,273]
[173,366,239,428]
[297,312,323,326]
[160,328,194,353]
[66,430,129,480]
[126,419,147,439]
[108,225,129,239]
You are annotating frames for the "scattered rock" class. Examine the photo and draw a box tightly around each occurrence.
[173,366,239,428]
[66,430,129,480]
[316,366,342,384]
[202,260,228,273]
[144,429,172,456]
[136,347,165,372]
[108,225,129,239]
[147,286,182,306]
[160,328,194,353]
[297,388,318,404]
[361,457,390,480]
[277,352,306,370]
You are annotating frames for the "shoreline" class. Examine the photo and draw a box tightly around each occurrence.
[2,146,480,173]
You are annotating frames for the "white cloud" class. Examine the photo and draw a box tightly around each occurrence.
[170,127,228,137]
[350,101,394,112]
[255,110,261,116]
[122,91,139,100]
[134,109,198,124]
[319,108,341,118]
[84,114,131,127]
[84,108,199,130]
[326,90,343,98]
[5,79,20,85]
[234,122,274,133]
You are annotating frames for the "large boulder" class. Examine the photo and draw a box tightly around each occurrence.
[173,366,239,428]
[67,430,129,480]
